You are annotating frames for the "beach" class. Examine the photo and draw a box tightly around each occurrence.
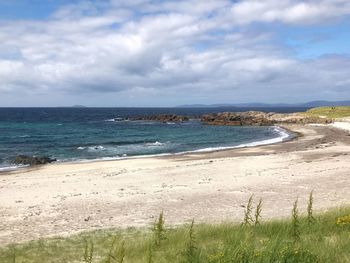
[1,124,350,246]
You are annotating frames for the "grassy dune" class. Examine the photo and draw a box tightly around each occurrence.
[1,196,350,263]
[305,106,350,119]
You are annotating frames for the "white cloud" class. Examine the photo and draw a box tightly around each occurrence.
[0,0,349,106]
[230,0,350,25]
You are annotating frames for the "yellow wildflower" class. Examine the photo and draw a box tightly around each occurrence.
[336,214,350,226]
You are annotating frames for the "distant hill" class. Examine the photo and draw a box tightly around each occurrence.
[299,101,350,107]
[177,103,237,108]
[305,106,350,118]
[176,100,350,108]
[71,105,87,108]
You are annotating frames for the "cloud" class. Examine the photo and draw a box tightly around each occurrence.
[230,0,350,25]
[0,0,349,106]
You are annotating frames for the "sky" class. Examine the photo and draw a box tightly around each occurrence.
[0,0,349,107]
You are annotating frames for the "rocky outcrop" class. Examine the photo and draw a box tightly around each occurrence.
[119,111,332,126]
[13,155,56,166]
[201,111,273,126]
[131,114,190,123]
[201,111,333,126]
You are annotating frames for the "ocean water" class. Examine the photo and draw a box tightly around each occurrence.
[0,107,305,170]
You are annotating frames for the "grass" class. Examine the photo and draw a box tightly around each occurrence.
[1,198,350,262]
[304,106,350,119]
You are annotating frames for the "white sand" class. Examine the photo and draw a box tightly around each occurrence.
[330,121,350,132]
[0,125,350,246]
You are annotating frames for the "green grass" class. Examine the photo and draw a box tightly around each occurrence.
[1,200,350,263]
[304,106,350,119]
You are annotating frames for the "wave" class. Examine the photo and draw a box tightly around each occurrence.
[107,140,160,146]
[19,135,31,138]
[76,140,165,149]
[145,141,164,146]
[191,126,291,153]
[7,134,31,139]
[104,117,127,122]
[0,164,29,172]
[77,145,105,151]
[75,141,167,154]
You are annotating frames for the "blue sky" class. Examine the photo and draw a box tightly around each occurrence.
[0,0,78,19]
[0,0,349,106]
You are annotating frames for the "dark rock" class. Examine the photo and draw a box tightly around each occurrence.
[201,111,274,126]
[13,155,56,166]
[131,114,190,123]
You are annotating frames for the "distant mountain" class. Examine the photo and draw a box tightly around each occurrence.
[71,105,87,108]
[176,101,350,108]
[177,103,237,108]
[298,100,350,107]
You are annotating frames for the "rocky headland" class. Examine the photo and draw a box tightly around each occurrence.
[125,111,333,126]
[201,111,333,126]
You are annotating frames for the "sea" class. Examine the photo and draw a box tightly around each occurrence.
[0,107,307,171]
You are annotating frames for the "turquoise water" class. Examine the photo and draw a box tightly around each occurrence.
[0,107,298,169]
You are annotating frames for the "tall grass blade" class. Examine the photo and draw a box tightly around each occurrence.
[243,195,254,226]
[254,198,262,226]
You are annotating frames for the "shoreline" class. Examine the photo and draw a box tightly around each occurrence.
[0,125,295,174]
[1,124,350,246]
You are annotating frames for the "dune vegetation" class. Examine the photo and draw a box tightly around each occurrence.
[1,193,350,263]
[304,106,350,119]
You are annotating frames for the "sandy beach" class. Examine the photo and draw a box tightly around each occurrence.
[1,124,350,246]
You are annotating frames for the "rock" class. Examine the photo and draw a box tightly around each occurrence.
[201,111,333,126]
[131,114,190,123]
[13,155,56,166]
[201,111,274,126]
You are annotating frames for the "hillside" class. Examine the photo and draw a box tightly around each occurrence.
[305,106,350,119]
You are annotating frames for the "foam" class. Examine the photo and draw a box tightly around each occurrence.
[145,141,164,146]
[191,126,291,153]
[77,145,105,151]
[0,164,29,172]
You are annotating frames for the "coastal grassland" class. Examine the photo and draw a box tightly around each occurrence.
[1,198,350,263]
[304,106,350,119]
